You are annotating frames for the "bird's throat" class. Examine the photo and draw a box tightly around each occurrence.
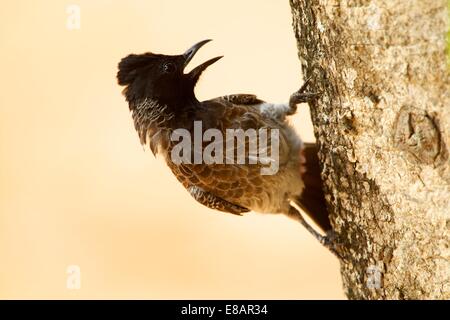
[130,98,175,146]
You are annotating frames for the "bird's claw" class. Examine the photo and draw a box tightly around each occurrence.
[320,230,344,259]
[289,75,321,108]
[298,75,314,93]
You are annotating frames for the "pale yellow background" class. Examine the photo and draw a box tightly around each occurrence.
[0,0,344,299]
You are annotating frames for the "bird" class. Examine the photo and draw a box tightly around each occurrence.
[117,39,337,254]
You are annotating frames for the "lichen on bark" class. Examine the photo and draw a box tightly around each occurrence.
[290,0,450,299]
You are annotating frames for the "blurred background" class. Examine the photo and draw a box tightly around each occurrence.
[0,0,344,299]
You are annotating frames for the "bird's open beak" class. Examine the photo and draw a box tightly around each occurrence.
[183,39,223,81]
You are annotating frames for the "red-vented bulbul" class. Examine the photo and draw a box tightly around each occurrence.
[117,40,337,254]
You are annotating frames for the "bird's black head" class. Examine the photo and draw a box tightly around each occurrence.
[117,39,222,107]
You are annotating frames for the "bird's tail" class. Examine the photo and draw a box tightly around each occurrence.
[293,143,332,233]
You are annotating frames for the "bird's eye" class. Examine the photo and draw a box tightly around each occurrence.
[163,62,176,73]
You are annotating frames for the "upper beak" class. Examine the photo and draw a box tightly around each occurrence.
[183,39,223,79]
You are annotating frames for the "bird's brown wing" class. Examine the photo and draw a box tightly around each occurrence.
[294,143,331,232]
[202,96,291,166]
[166,99,292,214]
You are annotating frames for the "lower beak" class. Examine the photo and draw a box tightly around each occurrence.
[183,39,223,78]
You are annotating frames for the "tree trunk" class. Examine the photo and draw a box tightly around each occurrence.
[289,0,449,299]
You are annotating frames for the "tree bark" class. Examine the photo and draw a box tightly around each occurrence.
[289,0,449,299]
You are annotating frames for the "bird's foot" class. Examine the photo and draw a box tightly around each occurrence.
[288,76,321,115]
[318,230,344,259]
[287,206,342,259]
